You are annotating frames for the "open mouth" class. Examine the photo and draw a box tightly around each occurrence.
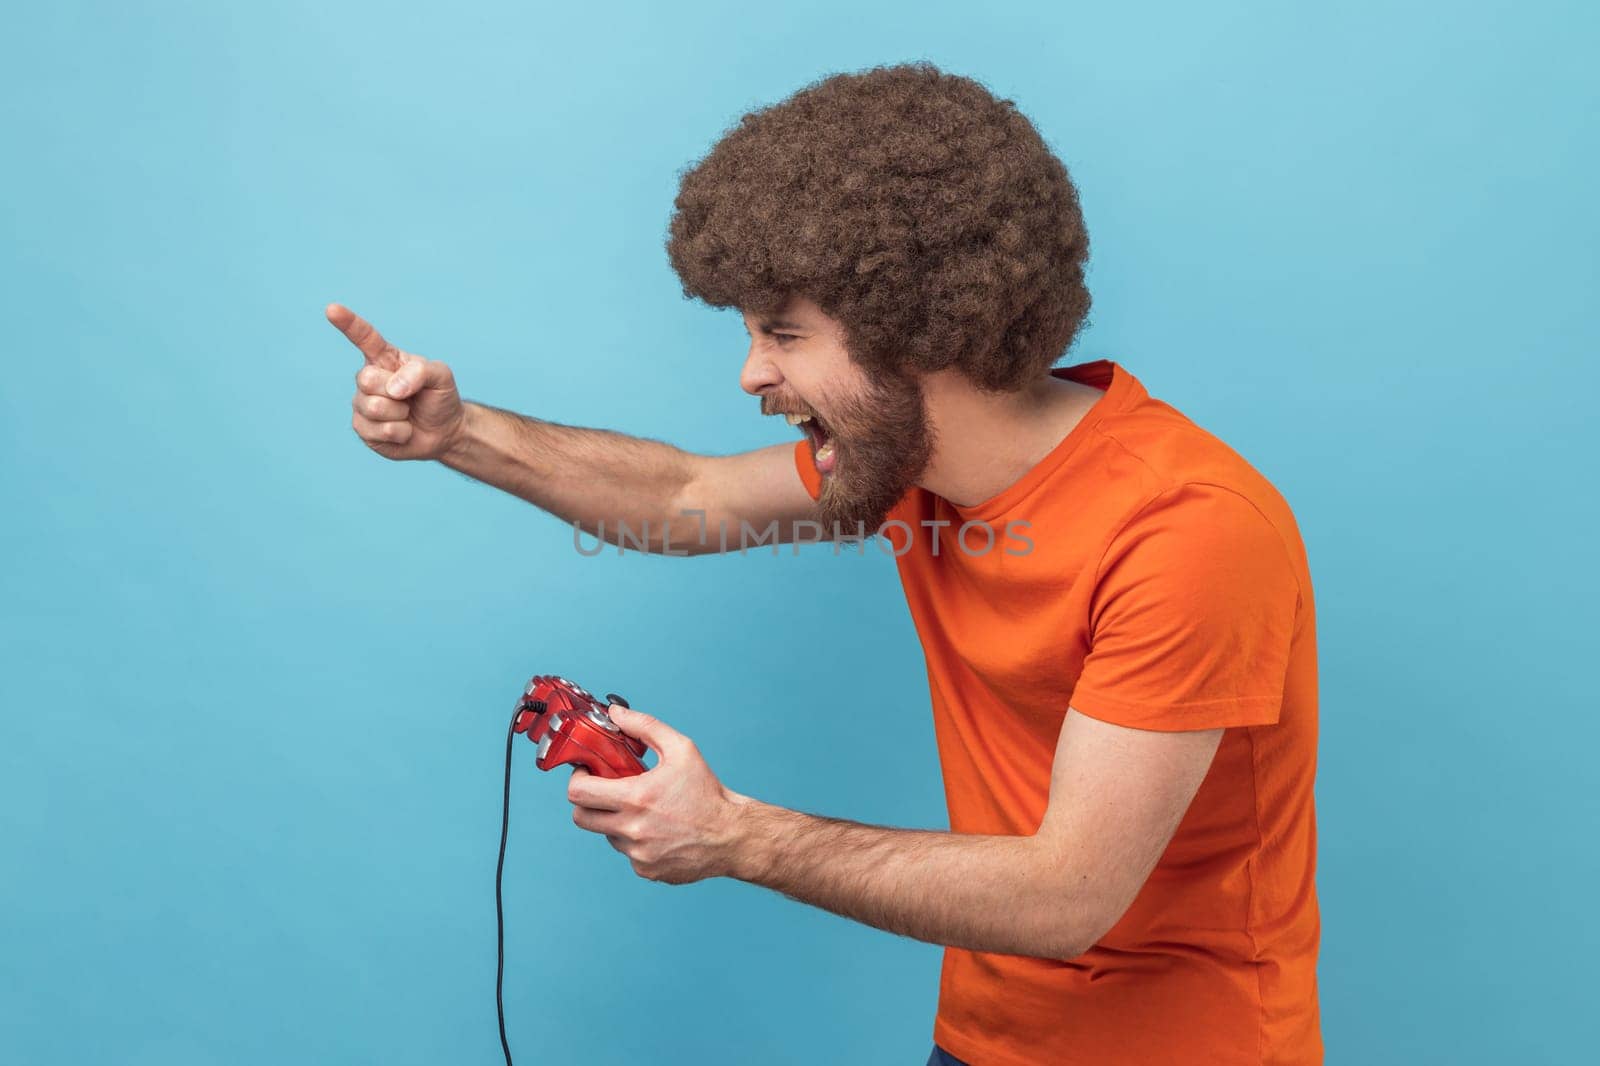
[785,412,837,474]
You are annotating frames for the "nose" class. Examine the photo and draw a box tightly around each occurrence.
[739,341,783,396]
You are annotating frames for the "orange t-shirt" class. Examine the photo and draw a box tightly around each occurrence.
[793,359,1321,1065]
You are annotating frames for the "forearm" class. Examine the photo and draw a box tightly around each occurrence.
[442,402,710,553]
[724,797,1092,959]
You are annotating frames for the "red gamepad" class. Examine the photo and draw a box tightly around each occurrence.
[513,674,648,779]
[497,675,647,1063]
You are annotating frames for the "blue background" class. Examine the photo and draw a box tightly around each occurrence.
[2,2,1595,1063]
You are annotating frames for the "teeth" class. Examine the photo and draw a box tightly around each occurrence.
[814,443,835,462]
[785,413,813,425]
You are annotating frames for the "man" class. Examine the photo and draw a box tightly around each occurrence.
[329,62,1321,1066]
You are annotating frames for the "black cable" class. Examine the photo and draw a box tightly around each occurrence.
[496,708,518,1066]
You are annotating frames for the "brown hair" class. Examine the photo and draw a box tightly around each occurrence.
[666,61,1092,391]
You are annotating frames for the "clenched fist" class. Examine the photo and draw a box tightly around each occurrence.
[326,303,464,461]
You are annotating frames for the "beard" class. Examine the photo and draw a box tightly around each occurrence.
[810,368,935,537]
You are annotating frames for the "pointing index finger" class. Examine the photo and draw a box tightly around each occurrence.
[325,302,402,370]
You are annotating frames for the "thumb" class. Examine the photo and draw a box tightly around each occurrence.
[608,705,681,757]
[385,356,454,400]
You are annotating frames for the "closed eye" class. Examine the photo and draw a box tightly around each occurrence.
[741,323,803,345]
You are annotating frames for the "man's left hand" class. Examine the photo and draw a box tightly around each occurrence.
[566,705,746,884]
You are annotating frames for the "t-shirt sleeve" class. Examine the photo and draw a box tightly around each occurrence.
[793,439,823,502]
[1069,482,1301,731]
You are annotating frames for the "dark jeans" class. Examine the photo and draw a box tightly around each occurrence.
[926,1047,970,1066]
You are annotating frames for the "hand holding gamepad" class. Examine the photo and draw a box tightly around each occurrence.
[513,674,649,779]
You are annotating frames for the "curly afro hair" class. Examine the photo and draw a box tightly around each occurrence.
[666,61,1092,392]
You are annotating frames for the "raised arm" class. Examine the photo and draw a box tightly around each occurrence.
[326,303,817,555]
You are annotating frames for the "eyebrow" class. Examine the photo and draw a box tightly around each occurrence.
[758,318,806,331]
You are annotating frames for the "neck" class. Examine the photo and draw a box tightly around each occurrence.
[916,369,1104,508]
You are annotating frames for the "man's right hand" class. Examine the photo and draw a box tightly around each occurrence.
[326,302,465,461]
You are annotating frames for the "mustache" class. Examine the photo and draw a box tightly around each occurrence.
[759,395,818,419]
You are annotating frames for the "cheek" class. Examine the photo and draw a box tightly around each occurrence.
[797,363,860,407]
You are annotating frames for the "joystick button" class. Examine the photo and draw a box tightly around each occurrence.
[587,708,621,732]
[605,693,630,709]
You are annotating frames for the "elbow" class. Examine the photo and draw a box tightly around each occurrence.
[1026,838,1126,961]
[661,470,717,556]
[1030,909,1095,961]
[1039,900,1123,962]
[1047,930,1095,962]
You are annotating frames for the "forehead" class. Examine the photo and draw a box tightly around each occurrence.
[742,295,831,330]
